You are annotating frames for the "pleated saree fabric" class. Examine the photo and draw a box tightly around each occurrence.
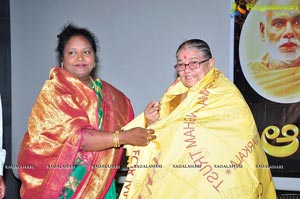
[18,67,134,199]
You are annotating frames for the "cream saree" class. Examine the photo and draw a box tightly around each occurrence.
[248,53,300,103]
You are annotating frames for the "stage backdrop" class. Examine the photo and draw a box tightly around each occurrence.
[233,0,300,178]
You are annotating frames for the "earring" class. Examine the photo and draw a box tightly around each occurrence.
[61,62,64,69]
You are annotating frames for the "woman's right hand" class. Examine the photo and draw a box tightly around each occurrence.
[120,127,156,146]
[144,101,160,127]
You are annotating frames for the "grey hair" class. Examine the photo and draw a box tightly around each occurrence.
[176,39,212,59]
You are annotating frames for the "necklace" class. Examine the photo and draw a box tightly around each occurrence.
[89,76,96,88]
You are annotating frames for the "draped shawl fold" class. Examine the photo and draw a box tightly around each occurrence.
[248,53,300,103]
[120,67,276,199]
[18,67,134,199]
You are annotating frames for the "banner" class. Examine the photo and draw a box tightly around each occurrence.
[232,0,300,177]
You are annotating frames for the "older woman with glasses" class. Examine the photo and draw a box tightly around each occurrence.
[119,39,277,199]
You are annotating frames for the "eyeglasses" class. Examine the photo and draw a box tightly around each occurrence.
[174,59,210,72]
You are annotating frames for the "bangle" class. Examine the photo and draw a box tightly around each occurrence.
[113,130,120,148]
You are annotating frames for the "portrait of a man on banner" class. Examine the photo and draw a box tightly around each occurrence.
[234,0,300,177]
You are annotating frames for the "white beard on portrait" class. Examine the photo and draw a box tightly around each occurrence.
[265,37,300,63]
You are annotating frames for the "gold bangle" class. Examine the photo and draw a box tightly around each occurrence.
[113,130,120,148]
[116,130,120,147]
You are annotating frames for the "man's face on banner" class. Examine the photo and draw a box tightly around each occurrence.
[260,0,300,62]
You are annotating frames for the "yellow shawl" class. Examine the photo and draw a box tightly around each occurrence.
[120,67,276,199]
